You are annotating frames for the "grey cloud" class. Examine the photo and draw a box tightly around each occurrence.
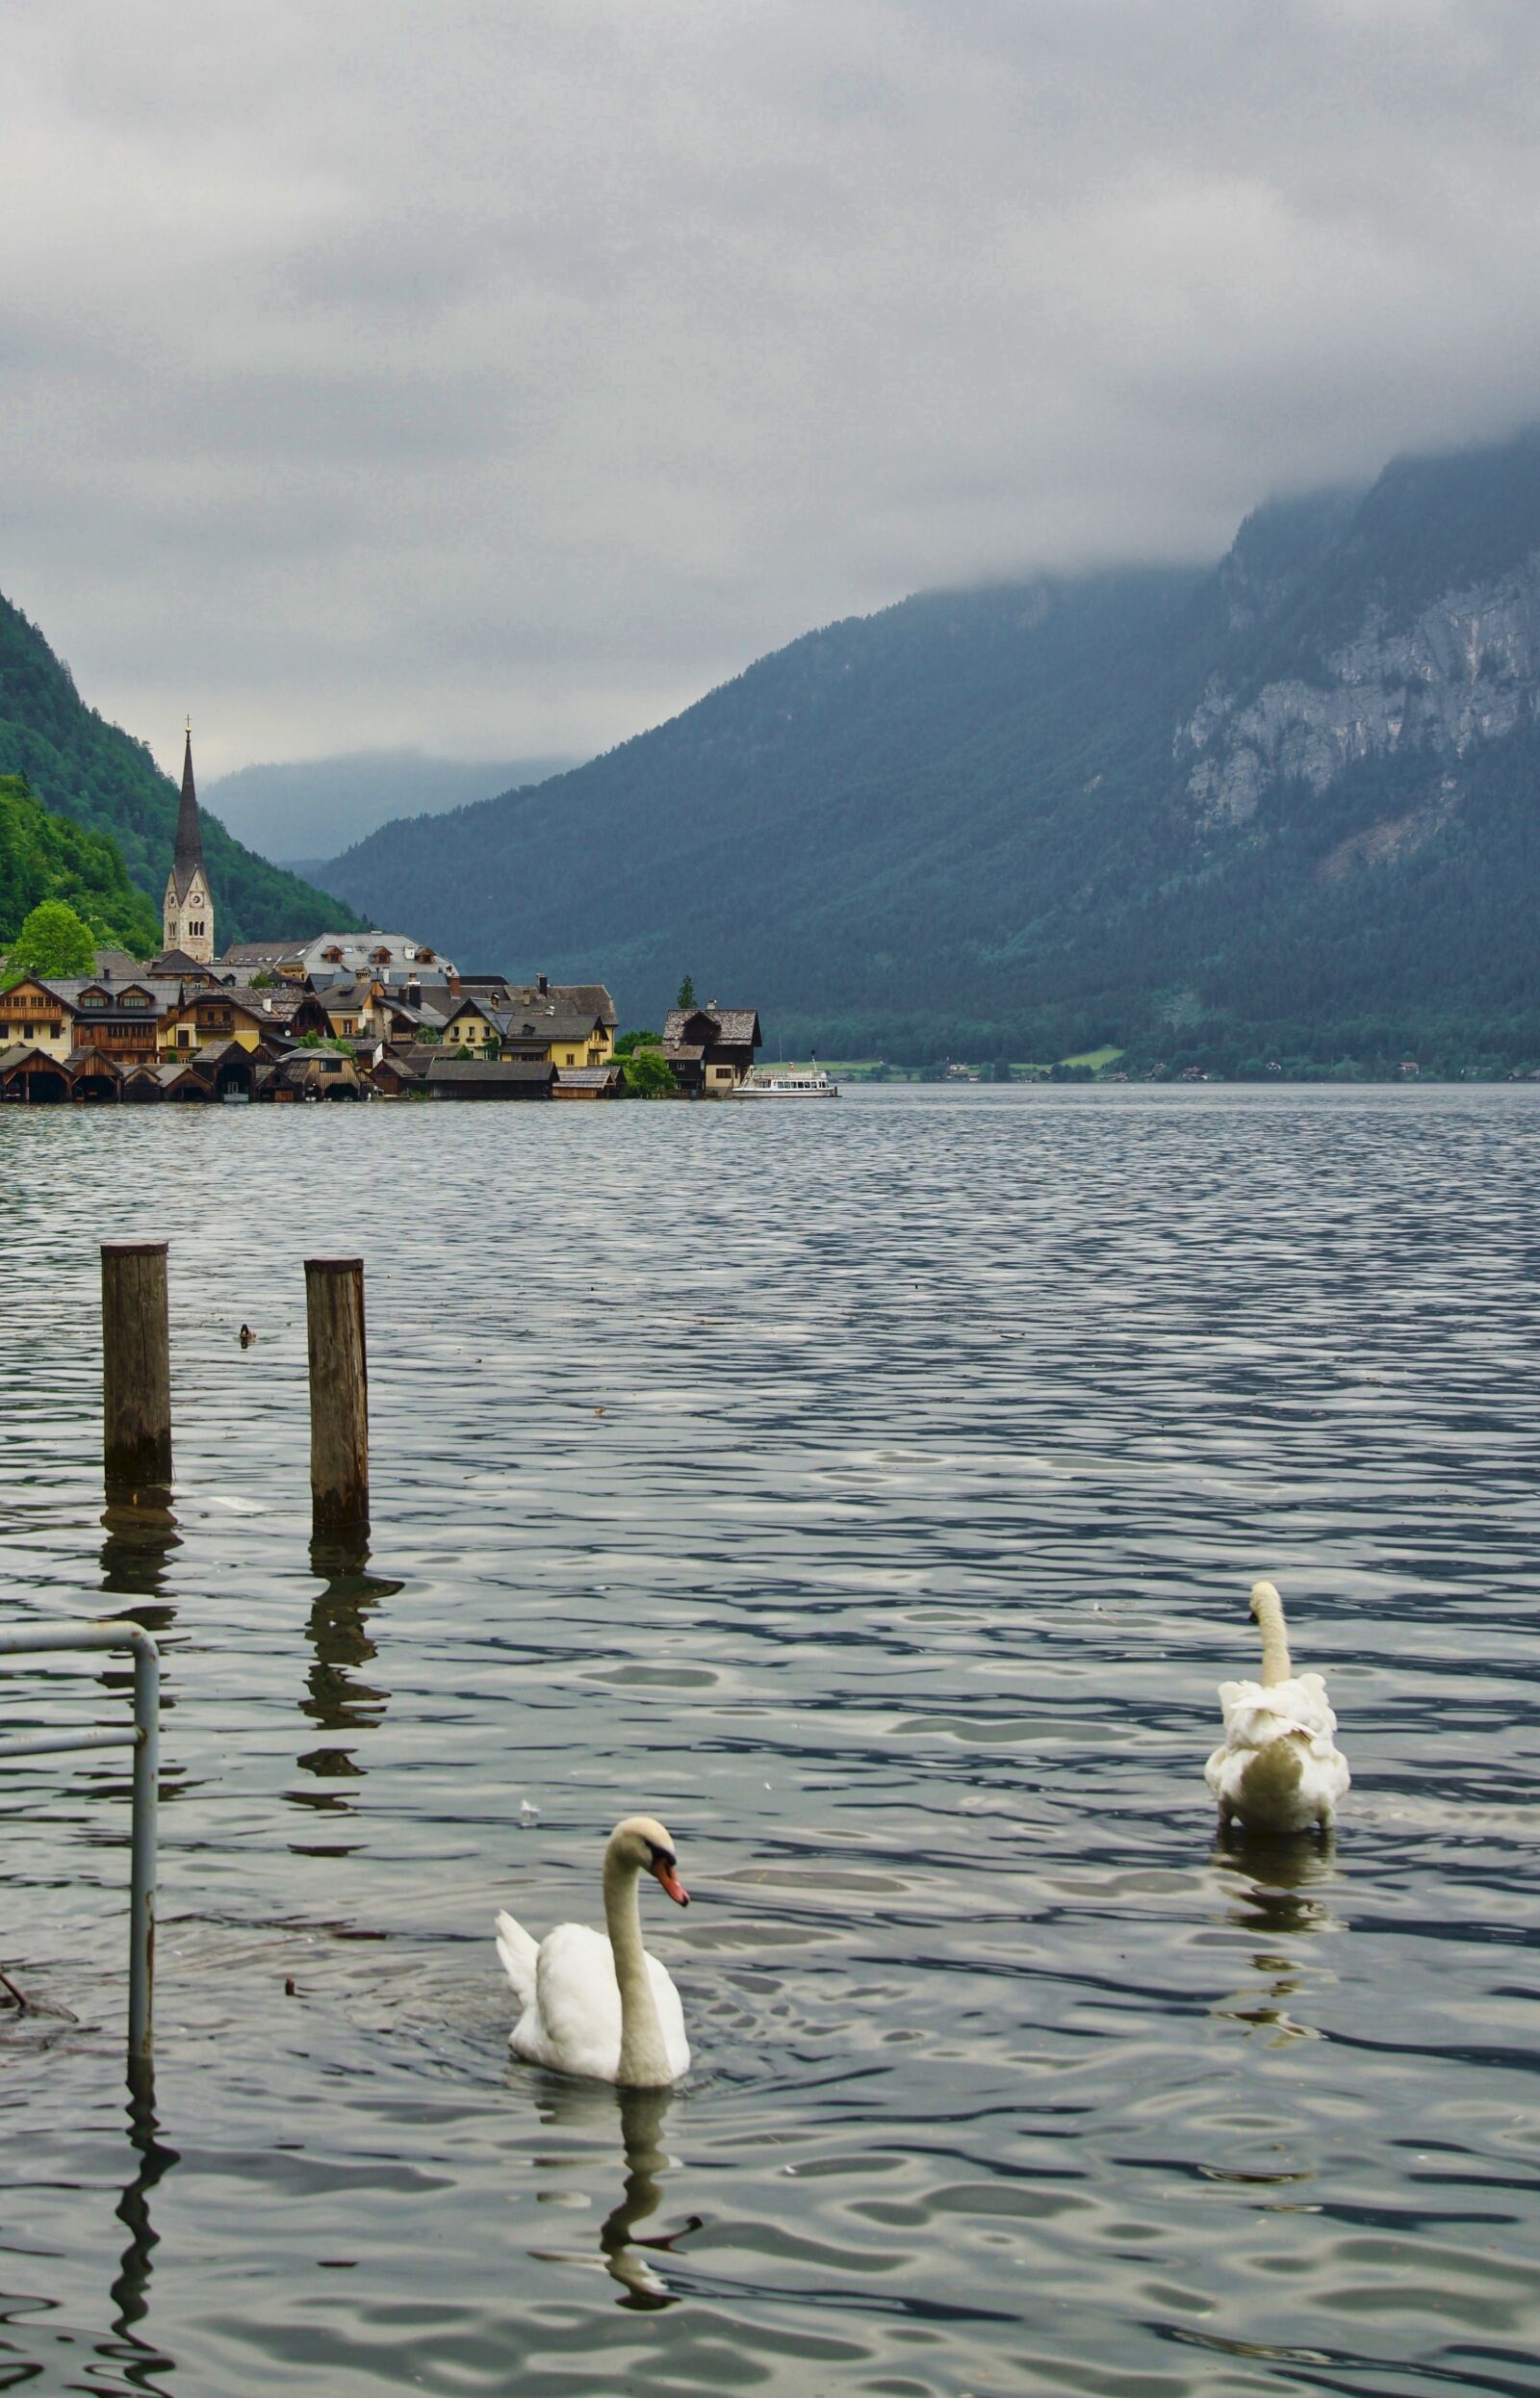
[4,0,1540,784]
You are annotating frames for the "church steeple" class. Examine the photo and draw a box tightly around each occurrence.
[171,718,204,900]
[162,717,215,965]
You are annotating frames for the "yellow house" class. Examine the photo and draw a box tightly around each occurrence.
[158,990,269,1057]
[0,976,73,1060]
[439,997,504,1053]
[435,981,617,1067]
[494,1009,615,1069]
[321,979,388,1041]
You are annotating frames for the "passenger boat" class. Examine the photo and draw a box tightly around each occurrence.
[733,1064,839,1097]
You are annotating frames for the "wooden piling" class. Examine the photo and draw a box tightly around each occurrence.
[101,1241,172,1493]
[305,1256,369,1533]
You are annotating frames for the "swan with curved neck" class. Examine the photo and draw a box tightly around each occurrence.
[496,1817,691,2086]
[1204,1581,1349,1836]
[1251,1578,1294,1688]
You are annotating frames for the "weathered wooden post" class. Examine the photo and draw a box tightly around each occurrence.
[101,1241,172,1494]
[305,1256,369,1534]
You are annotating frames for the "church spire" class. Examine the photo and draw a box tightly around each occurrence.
[171,716,204,900]
[162,715,214,965]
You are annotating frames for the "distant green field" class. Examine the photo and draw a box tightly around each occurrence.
[1061,1045,1125,1070]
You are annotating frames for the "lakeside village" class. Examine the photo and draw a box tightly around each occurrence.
[0,734,764,1106]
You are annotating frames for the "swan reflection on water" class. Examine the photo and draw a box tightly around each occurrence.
[526,2078,702,2309]
[1209,1831,1342,2046]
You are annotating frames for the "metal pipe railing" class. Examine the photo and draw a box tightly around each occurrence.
[0,1619,161,2058]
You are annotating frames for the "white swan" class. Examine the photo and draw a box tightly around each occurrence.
[495,1816,691,2086]
[1205,1581,1350,1835]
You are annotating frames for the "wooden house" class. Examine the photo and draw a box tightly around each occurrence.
[0,1044,72,1104]
[65,1045,124,1103]
[159,988,270,1059]
[62,979,167,1067]
[0,977,72,1061]
[661,1006,762,1094]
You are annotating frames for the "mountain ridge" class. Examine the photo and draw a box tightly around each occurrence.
[205,747,579,866]
[322,426,1540,1068]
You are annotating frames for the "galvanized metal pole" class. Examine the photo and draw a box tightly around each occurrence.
[305,1256,369,1534]
[128,1631,160,2062]
[101,1241,172,1493]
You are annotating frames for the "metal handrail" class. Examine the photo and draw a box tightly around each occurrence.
[0,1620,161,2058]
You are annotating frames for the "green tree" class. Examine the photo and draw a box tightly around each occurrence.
[614,1027,662,1054]
[6,897,96,978]
[621,1046,679,1098]
[677,975,696,1010]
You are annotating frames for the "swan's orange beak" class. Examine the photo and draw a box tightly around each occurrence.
[653,1859,689,1905]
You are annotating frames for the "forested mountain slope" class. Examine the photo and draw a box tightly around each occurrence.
[0,774,160,954]
[326,427,1540,1069]
[0,594,362,944]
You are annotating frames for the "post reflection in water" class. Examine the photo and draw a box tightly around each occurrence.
[1210,1832,1341,2046]
[102,2061,180,2393]
[530,2081,702,2310]
[288,1535,401,1847]
[99,1492,181,1629]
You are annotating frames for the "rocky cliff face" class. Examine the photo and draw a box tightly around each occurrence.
[1177,553,1540,826]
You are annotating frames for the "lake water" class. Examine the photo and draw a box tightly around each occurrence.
[1,1087,1537,2396]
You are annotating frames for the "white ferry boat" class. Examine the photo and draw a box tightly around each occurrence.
[734,1064,839,1097]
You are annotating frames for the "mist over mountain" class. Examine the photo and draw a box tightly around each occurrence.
[205,750,578,871]
[322,427,1540,1069]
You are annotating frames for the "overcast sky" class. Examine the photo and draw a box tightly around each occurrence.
[6,0,1540,784]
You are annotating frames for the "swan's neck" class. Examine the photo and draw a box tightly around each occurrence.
[603,1847,671,2086]
[1253,1586,1293,1687]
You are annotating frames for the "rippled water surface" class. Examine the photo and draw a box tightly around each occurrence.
[2,1088,1537,2395]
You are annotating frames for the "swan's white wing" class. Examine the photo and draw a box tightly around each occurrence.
[494,1910,540,2014]
[645,1947,691,2080]
[1207,1673,1349,1829]
[510,1923,624,2080]
[1215,1674,1338,1746]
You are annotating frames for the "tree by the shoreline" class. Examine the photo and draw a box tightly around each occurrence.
[4,897,96,981]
